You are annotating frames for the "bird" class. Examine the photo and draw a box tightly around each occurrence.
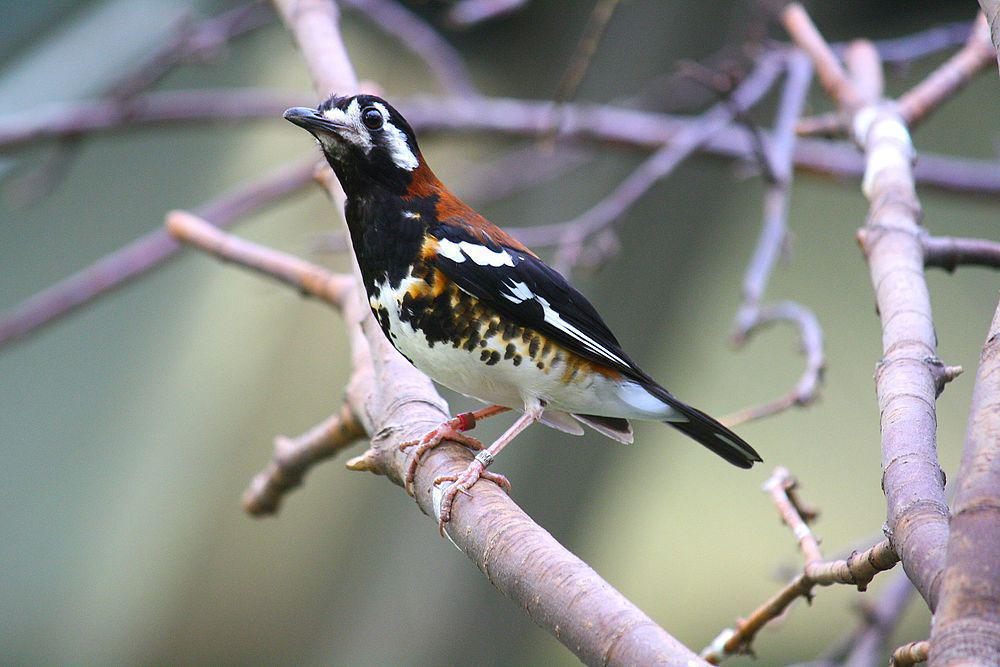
[284,94,761,530]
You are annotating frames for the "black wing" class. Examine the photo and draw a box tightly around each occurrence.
[430,225,646,381]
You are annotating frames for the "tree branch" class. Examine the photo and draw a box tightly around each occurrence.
[266,1,706,663]
[784,3,958,613]
[243,403,366,516]
[891,641,930,667]
[928,299,1000,664]
[922,234,1000,271]
[897,13,995,128]
[727,52,825,428]
[340,0,476,96]
[0,158,315,349]
[550,52,784,272]
[701,467,900,663]
[981,0,1000,72]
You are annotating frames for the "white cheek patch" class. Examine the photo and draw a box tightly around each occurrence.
[322,99,373,152]
[372,102,418,171]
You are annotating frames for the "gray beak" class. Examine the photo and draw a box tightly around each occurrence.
[283,107,345,134]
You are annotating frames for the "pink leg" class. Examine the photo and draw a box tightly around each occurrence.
[433,403,543,534]
[398,405,510,496]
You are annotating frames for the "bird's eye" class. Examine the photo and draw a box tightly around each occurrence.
[361,107,383,130]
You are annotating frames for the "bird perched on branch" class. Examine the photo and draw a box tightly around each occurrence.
[285,94,760,530]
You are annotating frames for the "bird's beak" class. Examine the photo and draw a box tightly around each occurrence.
[283,107,346,134]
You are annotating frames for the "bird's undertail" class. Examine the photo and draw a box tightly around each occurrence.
[645,382,762,469]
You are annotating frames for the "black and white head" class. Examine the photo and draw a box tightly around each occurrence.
[283,94,423,192]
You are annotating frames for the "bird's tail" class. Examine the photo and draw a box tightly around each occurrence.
[644,382,762,469]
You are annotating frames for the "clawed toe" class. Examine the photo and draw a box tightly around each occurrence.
[399,415,485,496]
[433,462,511,534]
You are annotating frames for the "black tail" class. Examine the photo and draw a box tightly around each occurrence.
[645,383,762,468]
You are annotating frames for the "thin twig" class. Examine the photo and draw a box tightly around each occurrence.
[727,52,825,428]
[701,468,899,663]
[897,13,994,127]
[0,158,315,350]
[243,403,367,516]
[550,52,784,272]
[5,89,999,196]
[165,210,353,308]
[923,234,1000,271]
[890,641,930,667]
[446,0,528,28]
[341,0,476,95]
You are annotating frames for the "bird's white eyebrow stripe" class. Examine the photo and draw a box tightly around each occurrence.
[371,101,418,171]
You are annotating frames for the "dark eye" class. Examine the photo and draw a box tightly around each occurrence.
[361,107,383,130]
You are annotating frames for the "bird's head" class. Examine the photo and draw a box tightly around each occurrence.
[284,94,424,194]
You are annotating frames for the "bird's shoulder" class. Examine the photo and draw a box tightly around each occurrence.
[420,213,646,382]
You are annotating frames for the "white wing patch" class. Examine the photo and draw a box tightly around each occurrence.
[502,280,534,304]
[436,238,515,267]
[534,295,630,368]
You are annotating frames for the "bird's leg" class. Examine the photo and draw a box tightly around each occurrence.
[433,403,543,534]
[399,405,510,496]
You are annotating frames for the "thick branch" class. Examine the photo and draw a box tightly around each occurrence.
[922,234,1000,271]
[269,1,704,663]
[785,6,952,611]
[0,158,314,349]
[928,300,1000,664]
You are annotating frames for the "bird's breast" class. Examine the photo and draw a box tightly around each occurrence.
[365,263,619,411]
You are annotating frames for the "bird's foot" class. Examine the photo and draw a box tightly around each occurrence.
[433,453,511,535]
[399,412,484,496]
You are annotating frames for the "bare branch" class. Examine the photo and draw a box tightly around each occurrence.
[840,573,916,667]
[550,52,784,272]
[923,234,1000,271]
[243,403,366,516]
[890,641,930,667]
[446,0,528,28]
[0,158,315,350]
[340,0,476,96]
[897,13,995,127]
[981,0,1000,72]
[267,1,706,663]
[783,3,958,612]
[781,4,863,110]
[928,299,1000,664]
[701,467,900,663]
[165,210,353,308]
[727,53,825,427]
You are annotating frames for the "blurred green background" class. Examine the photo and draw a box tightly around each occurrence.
[1,1,997,664]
